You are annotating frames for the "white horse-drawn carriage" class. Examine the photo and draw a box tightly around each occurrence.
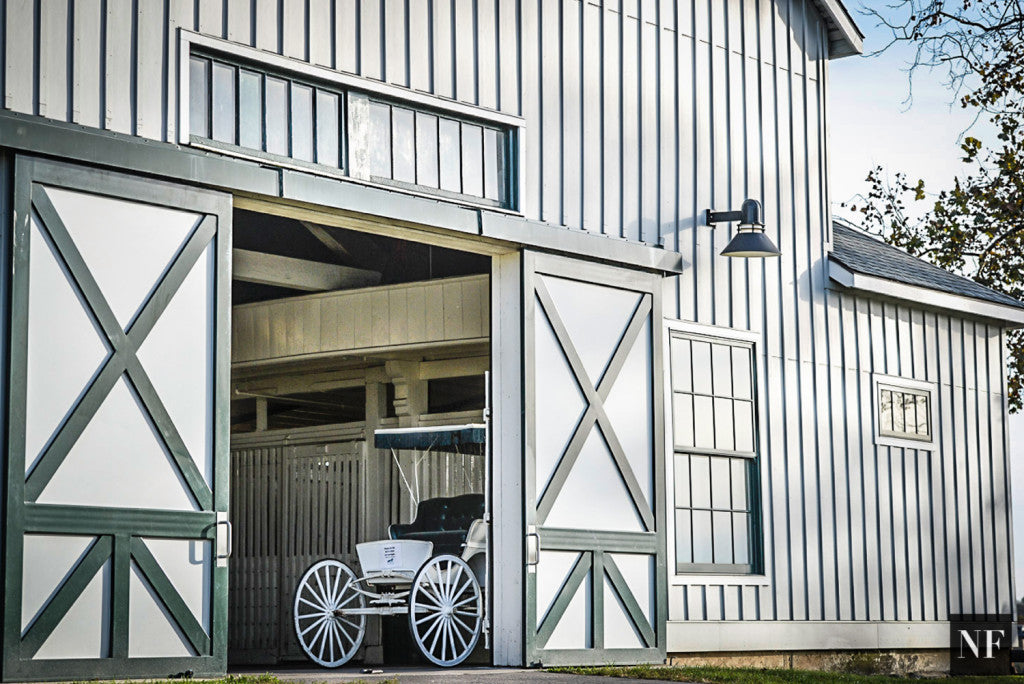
[292,422,490,668]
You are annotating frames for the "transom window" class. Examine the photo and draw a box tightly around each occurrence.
[354,96,509,206]
[670,331,761,574]
[187,51,516,209]
[189,55,344,170]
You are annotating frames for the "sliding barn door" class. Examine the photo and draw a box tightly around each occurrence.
[523,252,666,666]
[3,158,232,681]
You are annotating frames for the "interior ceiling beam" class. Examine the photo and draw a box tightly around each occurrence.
[235,195,516,256]
[232,248,381,291]
[300,220,353,259]
[419,355,490,380]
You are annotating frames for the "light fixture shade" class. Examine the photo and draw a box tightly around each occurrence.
[721,227,781,258]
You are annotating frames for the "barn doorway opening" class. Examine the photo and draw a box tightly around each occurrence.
[226,206,493,667]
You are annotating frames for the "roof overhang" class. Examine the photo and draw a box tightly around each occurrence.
[829,259,1024,328]
[813,0,864,58]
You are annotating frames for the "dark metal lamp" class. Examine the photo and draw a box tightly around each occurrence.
[707,199,781,258]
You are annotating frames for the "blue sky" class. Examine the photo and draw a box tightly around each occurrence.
[827,3,1024,596]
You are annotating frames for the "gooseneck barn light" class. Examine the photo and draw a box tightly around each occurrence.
[707,199,781,258]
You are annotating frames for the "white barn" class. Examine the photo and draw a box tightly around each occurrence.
[0,0,1020,679]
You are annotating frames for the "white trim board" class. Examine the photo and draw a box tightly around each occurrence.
[667,621,949,652]
[829,259,1024,327]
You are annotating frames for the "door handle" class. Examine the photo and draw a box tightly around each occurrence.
[216,512,232,567]
[526,527,540,567]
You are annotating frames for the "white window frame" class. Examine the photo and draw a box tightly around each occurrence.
[871,373,938,451]
[663,319,769,585]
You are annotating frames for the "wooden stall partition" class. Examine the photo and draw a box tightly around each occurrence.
[228,437,366,664]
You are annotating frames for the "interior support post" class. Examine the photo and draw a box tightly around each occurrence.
[387,360,426,427]
[361,370,388,665]
[385,360,426,522]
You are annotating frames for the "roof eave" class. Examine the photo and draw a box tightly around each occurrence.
[829,259,1024,328]
[815,0,864,59]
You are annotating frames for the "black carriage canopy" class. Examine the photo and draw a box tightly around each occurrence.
[373,424,487,455]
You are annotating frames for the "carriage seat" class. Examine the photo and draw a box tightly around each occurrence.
[388,494,485,557]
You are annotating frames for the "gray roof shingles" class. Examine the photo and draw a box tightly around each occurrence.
[830,221,1024,311]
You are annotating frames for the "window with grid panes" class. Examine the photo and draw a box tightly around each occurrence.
[358,97,511,207]
[670,332,760,574]
[189,54,344,171]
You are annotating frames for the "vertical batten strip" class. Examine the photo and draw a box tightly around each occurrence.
[581,0,599,233]
[38,0,69,121]
[105,0,133,134]
[560,0,581,232]
[5,0,35,114]
[622,2,638,241]
[384,0,406,86]
[73,0,103,129]
[477,0,497,109]
[1000,330,1017,616]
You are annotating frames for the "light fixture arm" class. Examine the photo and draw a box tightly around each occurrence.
[706,199,764,227]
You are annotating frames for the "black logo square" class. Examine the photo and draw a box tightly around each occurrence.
[949,613,1013,675]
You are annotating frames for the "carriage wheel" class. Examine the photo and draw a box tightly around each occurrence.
[408,554,482,667]
[293,559,366,667]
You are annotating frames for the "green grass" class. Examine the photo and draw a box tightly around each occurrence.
[549,665,1024,684]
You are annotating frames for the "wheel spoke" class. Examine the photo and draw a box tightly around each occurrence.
[416,610,444,626]
[418,586,445,607]
[337,616,362,631]
[327,621,337,663]
[300,615,328,636]
[339,620,351,660]
[441,617,451,662]
[449,574,472,604]
[426,570,446,606]
[313,567,330,607]
[311,618,330,660]
[337,620,357,647]
[451,611,476,637]
[421,611,444,640]
[444,561,456,602]
[325,568,338,609]
[445,563,464,603]
[298,595,328,611]
[450,615,469,652]
[451,594,479,610]
[316,620,331,661]
[428,611,445,654]
[336,591,360,609]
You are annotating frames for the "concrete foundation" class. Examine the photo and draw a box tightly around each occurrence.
[667,649,950,676]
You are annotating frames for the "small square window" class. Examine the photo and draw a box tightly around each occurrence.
[874,376,935,446]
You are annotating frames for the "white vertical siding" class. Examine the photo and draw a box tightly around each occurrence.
[3,0,1013,636]
[672,292,1014,624]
